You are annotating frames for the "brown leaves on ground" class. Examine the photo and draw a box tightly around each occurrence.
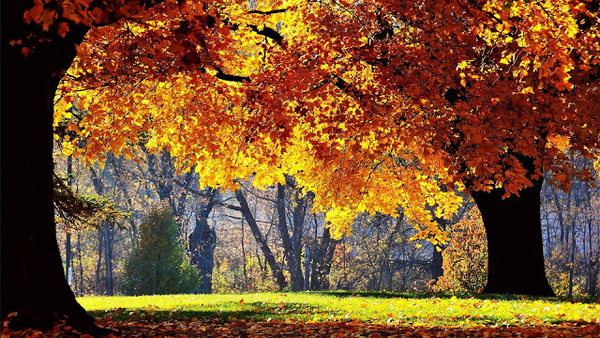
[3,317,599,338]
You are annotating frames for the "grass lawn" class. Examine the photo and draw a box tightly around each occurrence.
[79,291,600,327]
[4,292,600,337]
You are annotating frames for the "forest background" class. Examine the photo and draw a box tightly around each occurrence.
[53,147,600,298]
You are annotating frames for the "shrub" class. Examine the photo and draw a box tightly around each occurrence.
[123,205,199,295]
[432,207,488,293]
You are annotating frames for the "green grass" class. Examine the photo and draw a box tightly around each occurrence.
[78,291,600,327]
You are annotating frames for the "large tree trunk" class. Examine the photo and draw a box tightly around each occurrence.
[470,175,555,296]
[290,188,310,290]
[1,1,96,331]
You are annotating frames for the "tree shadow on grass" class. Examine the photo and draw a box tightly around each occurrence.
[88,301,333,323]
[315,290,600,304]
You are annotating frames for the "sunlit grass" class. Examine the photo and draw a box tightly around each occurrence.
[78,291,600,327]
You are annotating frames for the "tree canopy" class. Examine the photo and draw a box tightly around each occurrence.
[48,0,600,241]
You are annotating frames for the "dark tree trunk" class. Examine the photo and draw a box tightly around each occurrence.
[470,175,555,296]
[1,1,96,331]
[235,189,287,290]
[189,188,218,294]
[431,248,444,281]
[276,183,304,291]
[290,188,310,290]
[430,217,447,282]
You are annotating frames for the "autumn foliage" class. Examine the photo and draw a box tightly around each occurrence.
[46,0,600,247]
[432,208,488,293]
[4,317,599,338]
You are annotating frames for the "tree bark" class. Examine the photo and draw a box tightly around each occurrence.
[276,184,297,285]
[1,0,96,331]
[303,245,311,290]
[104,224,114,296]
[290,188,310,290]
[276,183,306,291]
[189,187,218,294]
[310,227,338,290]
[431,248,444,281]
[470,174,555,296]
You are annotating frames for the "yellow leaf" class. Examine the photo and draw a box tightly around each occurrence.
[521,87,534,94]
[62,141,75,156]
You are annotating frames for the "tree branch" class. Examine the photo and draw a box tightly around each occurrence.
[248,9,288,15]
[215,70,251,83]
[247,24,284,43]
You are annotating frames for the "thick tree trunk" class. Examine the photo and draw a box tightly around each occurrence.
[303,245,311,290]
[470,175,555,296]
[290,189,310,290]
[1,1,96,331]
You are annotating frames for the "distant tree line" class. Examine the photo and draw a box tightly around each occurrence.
[54,150,599,297]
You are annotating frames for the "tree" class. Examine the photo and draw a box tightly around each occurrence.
[234,187,288,290]
[123,205,199,295]
[309,225,339,291]
[188,187,219,294]
[1,0,167,331]
[18,4,600,323]
[276,176,313,291]
[2,1,93,331]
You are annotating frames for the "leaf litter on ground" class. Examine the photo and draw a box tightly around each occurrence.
[3,292,599,337]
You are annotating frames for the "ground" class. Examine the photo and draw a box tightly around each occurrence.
[3,292,599,337]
